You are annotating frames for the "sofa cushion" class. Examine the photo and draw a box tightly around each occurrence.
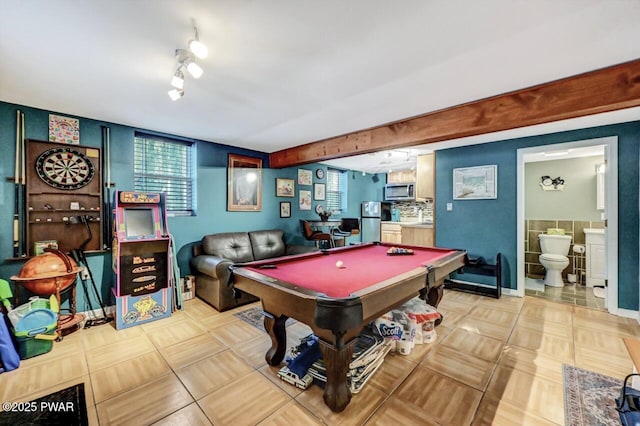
[249,230,286,261]
[202,232,254,263]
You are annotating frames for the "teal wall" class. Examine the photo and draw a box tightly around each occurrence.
[435,122,640,310]
[0,101,384,311]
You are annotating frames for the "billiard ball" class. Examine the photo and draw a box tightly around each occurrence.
[336,261,344,268]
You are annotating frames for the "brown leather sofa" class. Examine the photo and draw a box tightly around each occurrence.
[190,229,317,311]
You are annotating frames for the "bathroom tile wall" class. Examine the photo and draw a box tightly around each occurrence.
[525,219,605,283]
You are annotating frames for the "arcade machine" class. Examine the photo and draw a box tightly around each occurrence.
[112,191,172,329]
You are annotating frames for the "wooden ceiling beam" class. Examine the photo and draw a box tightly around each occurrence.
[269,58,640,168]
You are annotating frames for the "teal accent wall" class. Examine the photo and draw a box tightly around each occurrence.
[0,101,385,312]
[435,122,640,310]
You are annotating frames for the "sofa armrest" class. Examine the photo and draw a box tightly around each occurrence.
[286,245,319,256]
[191,255,233,280]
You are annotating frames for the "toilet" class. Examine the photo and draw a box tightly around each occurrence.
[538,234,572,287]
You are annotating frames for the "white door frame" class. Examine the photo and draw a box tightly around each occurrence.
[516,136,618,315]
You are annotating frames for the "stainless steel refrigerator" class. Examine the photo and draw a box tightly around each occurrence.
[361,201,391,243]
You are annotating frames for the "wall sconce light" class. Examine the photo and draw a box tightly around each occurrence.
[540,175,565,191]
[168,22,207,101]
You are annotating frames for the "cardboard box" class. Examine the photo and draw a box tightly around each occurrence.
[112,287,171,330]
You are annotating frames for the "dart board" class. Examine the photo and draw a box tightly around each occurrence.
[35,147,96,190]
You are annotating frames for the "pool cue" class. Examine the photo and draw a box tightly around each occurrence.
[20,112,26,256]
[102,126,112,249]
[12,110,20,257]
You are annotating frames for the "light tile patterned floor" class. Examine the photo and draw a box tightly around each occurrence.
[1,290,638,425]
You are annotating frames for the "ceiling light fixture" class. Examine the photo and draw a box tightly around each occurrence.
[543,150,569,157]
[167,21,207,101]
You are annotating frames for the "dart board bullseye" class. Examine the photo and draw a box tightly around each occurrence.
[35,147,95,190]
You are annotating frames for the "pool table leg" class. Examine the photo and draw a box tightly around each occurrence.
[426,285,444,308]
[263,311,288,365]
[318,337,357,413]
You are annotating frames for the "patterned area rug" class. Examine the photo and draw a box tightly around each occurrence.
[234,306,296,332]
[0,383,88,425]
[564,364,622,426]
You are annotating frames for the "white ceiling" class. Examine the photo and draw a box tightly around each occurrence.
[2,1,640,172]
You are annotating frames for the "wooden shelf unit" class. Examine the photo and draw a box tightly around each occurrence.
[25,139,103,256]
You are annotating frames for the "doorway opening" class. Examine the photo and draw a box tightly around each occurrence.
[516,136,618,314]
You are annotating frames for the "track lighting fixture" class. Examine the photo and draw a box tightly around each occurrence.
[168,22,207,101]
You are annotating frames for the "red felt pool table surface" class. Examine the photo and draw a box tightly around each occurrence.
[244,243,457,298]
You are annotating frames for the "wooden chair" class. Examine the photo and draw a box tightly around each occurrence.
[300,220,333,248]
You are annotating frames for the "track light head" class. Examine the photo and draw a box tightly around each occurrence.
[186,60,203,79]
[171,68,184,89]
[189,25,208,59]
[168,88,184,101]
[189,39,208,59]
[175,49,203,79]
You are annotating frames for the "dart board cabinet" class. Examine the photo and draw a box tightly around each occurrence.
[26,139,103,256]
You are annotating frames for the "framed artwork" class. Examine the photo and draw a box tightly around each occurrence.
[276,178,295,197]
[227,154,262,211]
[299,190,312,210]
[280,202,291,218]
[49,114,80,144]
[314,183,325,200]
[453,165,497,200]
[298,169,312,186]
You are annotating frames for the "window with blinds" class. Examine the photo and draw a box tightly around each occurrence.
[326,168,347,213]
[134,133,195,215]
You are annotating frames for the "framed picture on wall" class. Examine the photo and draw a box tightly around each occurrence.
[299,190,311,210]
[314,183,325,200]
[298,169,312,185]
[227,154,263,211]
[280,202,291,218]
[276,178,295,197]
[453,164,497,200]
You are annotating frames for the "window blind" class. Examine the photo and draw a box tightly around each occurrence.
[134,133,194,214]
[326,168,346,212]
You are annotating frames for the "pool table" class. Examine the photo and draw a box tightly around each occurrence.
[230,242,466,412]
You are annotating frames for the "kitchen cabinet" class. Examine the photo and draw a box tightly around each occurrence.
[401,226,434,247]
[387,169,416,184]
[380,223,402,244]
[416,154,434,200]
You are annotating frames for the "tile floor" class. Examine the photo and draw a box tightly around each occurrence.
[525,277,606,310]
[1,290,638,425]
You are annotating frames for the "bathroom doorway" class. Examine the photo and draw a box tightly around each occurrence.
[516,137,618,314]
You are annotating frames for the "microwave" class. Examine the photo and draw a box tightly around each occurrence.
[384,183,415,201]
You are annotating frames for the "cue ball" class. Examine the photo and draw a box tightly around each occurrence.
[336,261,344,268]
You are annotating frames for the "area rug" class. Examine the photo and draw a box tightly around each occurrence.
[234,307,296,332]
[563,364,622,426]
[0,382,88,425]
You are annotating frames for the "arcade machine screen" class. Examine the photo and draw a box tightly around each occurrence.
[125,208,154,239]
